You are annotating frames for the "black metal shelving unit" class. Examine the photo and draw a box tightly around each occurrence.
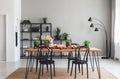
[20,23,52,58]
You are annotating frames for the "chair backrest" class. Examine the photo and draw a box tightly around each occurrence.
[68,43,80,57]
[76,46,90,62]
[37,46,52,61]
[71,43,80,47]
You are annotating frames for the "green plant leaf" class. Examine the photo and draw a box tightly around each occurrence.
[34,39,40,45]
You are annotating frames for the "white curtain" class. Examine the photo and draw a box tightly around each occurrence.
[114,0,120,59]
[110,0,115,58]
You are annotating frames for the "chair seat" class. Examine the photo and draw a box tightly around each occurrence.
[72,60,87,64]
[40,60,55,64]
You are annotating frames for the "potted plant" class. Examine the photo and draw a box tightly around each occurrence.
[84,40,91,47]
[21,20,31,25]
[66,39,72,47]
[43,39,49,47]
[62,32,69,40]
[34,39,40,48]
[42,17,48,23]
[55,27,61,40]
[21,20,31,31]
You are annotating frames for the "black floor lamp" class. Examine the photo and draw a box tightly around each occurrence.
[88,17,109,59]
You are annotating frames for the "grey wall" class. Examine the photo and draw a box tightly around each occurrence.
[22,0,112,55]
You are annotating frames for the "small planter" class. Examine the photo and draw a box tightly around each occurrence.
[84,40,90,47]
[44,40,49,47]
[34,39,40,48]
[42,17,48,24]
[84,44,89,47]
[44,20,46,23]
[66,42,71,47]
[62,32,69,40]
[66,39,72,47]
[55,35,61,40]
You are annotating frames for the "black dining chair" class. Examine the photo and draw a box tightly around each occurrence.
[70,46,90,79]
[36,48,49,72]
[38,46,55,79]
[67,43,80,73]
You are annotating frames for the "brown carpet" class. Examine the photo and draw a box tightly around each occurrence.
[6,68,117,79]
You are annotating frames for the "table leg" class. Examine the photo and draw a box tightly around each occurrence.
[30,52,35,72]
[89,52,94,71]
[25,52,33,79]
[25,53,30,79]
[94,52,101,79]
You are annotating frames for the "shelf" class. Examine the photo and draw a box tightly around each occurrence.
[54,39,66,41]
[21,31,30,33]
[21,39,32,41]
[42,31,51,33]
[20,22,52,59]
[31,31,40,33]
[41,23,52,24]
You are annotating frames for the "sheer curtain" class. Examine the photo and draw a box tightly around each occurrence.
[114,0,120,60]
[110,0,115,58]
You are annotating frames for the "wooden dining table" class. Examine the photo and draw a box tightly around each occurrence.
[25,47,101,52]
[24,47,102,79]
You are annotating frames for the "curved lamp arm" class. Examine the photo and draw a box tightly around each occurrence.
[92,23,107,34]
[88,17,105,27]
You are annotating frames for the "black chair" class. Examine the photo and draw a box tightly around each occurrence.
[38,46,55,79]
[36,48,49,72]
[70,46,90,79]
[67,43,80,73]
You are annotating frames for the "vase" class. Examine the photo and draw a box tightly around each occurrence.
[43,20,46,23]
[84,44,89,47]
[66,42,71,47]
[46,26,49,32]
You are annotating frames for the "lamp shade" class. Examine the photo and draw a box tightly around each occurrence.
[90,23,94,27]
[95,28,99,31]
[88,17,92,21]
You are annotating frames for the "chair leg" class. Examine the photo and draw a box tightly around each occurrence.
[81,64,83,75]
[30,57,35,72]
[86,63,89,79]
[70,62,73,76]
[50,64,52,79]
[78,64,80,73]
[38,63,41,79]
[36,59,38,72]
[74,63,77,79]
[53,63,55,76]
[46,64,49,72]
[67,59,70,73]
[42,64,44,76]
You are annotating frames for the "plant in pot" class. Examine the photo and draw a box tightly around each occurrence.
[66,39,72,47]
[43,39,49,47]
[62,32,69,40]
[21,20,31,31]
[42,17,48,23]
[55,27,61,40]
[21,20,31,25]
[34,39,40,48]
[84,40,91,47]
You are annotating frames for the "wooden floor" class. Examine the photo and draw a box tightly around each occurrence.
[6,68,117,79]
[0,58,120,79]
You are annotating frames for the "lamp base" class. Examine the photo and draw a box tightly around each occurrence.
[101,56,109,59]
